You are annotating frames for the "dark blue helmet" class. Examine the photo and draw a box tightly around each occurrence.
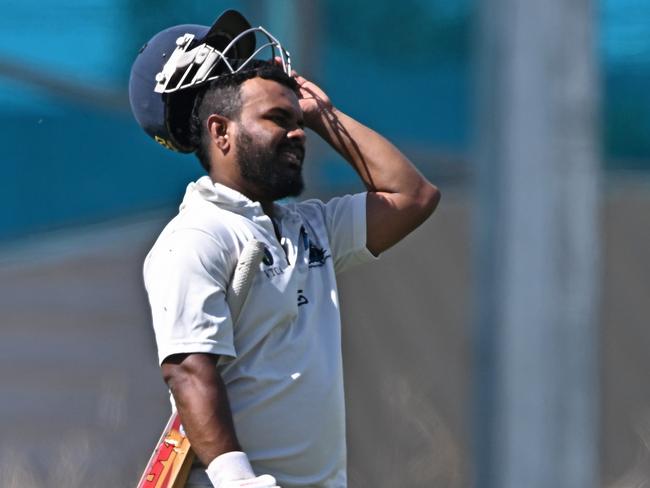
[128,10,291,153]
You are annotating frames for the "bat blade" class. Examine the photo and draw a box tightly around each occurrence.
[136,413,194,488]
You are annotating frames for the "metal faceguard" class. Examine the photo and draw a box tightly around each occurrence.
[154,26,292,94]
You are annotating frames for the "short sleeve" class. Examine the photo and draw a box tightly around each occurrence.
[143,228,237,365]
[297,192,378,274]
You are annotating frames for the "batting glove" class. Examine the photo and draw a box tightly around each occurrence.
[221,475,279,488]
[206,451,280,488]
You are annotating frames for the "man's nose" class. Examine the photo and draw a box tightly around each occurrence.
[287,126,306,144]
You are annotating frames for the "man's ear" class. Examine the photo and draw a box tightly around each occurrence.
[206,114,232,154]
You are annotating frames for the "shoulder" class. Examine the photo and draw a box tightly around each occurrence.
[285,193,367,241]
[155,189,262,251]
[286,193,366,225]
[144,207,242,280]
[286,198,327,222]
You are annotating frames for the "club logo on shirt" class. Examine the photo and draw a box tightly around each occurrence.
[308,243,330,268]
[261,245,285,279]
[262,247,274,266]
[264,266,285,279]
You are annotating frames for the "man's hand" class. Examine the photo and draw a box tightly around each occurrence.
[274,57,332,128]
[293,73,333,129]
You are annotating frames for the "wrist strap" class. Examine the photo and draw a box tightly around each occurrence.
[206,451,256,488]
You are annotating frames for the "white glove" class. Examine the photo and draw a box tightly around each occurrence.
[206,451,280,488]
[221,475,279,488]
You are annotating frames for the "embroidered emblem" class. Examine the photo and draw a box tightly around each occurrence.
[308,243,330,268]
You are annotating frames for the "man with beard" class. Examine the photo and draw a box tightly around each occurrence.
[136,17,439,488]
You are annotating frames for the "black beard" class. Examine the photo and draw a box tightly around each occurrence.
[235,128,304,201]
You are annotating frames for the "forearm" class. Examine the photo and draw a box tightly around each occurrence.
[309,106,440,254]
[295,72,439,253]
[308,107,432,196]
[162,353,241,466]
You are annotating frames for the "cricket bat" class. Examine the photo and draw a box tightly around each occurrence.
[136,239,266,488]
[136,413,193,488]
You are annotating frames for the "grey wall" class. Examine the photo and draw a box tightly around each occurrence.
[0,183,648,487]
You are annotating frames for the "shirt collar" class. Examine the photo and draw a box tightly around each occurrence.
[179,176,261,214]
[180,176,299,225]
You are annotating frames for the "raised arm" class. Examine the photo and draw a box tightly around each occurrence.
[295,74,440,256]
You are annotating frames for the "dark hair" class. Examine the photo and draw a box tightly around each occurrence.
[188,60,299,172]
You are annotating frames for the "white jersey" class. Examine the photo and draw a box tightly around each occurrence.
[143,176,376,488]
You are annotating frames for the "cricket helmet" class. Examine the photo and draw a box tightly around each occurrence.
[128,9,292,153]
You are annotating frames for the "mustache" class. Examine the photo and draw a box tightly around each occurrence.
[278,142,305,161]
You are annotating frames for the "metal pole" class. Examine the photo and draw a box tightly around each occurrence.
[473,0,601,486]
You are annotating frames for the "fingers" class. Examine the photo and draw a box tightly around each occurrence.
[273,55,290,71]
[272,56,303,82]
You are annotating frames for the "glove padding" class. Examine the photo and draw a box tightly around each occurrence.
[206,451,280,488]
[221,474,280,488]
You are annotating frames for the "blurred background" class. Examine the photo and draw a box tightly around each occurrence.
[0,0,648,486]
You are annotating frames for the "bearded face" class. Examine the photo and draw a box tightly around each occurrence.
[235,125,304,201]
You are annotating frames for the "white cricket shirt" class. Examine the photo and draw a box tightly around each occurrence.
[143,176,376,488]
